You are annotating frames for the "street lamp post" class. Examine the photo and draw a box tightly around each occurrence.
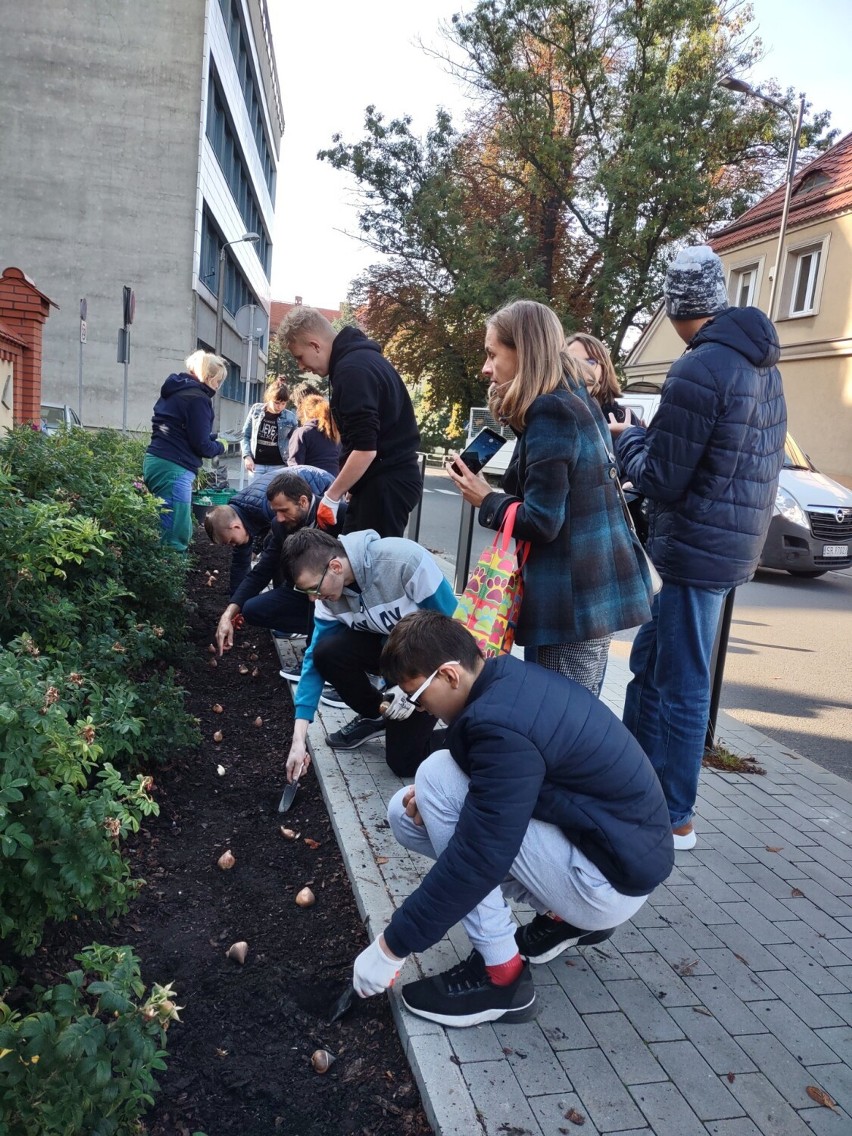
[214,231,260,357]
[213,231,260,430]
[718,76,806,321]
[704,77,805,751]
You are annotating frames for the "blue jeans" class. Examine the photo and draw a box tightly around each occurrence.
[622,583,729,829]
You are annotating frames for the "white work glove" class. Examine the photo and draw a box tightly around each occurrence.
[353,937,408,998]
[380,685,416,721]
[317,493,341,530]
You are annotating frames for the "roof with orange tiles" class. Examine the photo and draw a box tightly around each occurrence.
[270,300,342,337]
[711,131,852,254]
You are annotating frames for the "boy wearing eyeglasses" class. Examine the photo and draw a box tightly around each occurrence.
[281,528,457,780]
[350,610,673,1028]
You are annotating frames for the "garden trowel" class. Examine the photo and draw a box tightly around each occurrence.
[327,982,356,1023]
[277,777,300,813]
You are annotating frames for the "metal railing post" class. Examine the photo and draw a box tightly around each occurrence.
[406,453,428,543]
[705,587,737,750]
[453,500,476,593]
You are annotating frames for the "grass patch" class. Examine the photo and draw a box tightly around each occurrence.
[703,741,765,775]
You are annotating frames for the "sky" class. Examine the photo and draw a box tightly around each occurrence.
[268,0,850,308]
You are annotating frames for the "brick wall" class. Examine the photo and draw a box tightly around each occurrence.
[0,267,57,424]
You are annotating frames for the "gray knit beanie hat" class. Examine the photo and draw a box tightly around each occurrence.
[664,245,729,320]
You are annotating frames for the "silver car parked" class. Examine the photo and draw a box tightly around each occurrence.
[40,403,82,435]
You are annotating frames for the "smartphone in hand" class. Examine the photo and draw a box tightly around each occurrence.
[452,427,507,475]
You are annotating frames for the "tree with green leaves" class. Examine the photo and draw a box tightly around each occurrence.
[321,0,835,409]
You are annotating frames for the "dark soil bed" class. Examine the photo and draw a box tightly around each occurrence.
[28,532,433,1136]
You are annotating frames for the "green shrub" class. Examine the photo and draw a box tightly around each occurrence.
[0,429,199,766]
[0,944,178,1135]
[0,427,188,652]
[0,649,159,956]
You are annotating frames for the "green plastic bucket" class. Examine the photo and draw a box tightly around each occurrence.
[191,488,235,521]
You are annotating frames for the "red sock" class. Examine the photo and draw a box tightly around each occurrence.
[486,953,523,986]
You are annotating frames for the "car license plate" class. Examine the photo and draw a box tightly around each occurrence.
[823,545,848,557]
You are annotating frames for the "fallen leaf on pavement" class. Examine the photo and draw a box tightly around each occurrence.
[806,1085,837,1110]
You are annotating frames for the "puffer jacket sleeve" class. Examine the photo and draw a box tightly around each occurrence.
[384,723,545,957]
[617,359,721,503]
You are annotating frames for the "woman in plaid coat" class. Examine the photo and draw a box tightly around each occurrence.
[447,300,653,696]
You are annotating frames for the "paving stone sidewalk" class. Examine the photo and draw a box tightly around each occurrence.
[275,635,852,1136]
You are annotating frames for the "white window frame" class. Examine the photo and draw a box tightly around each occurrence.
[727,257,764,309]
[779,234,830,320]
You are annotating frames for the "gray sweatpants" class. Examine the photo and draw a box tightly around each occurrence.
[388,749,649,966]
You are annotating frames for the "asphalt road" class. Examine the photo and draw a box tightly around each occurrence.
[416,469,852,782]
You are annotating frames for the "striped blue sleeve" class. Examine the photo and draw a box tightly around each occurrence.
[420,577,457,616]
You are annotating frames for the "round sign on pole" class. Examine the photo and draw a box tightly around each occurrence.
[234,304,268,340]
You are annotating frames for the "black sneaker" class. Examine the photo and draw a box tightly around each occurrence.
[326,715,385,750]
[319,685,348,709]
[515,915,615,965]
[279,662,303,682]
[401,950,537,1028]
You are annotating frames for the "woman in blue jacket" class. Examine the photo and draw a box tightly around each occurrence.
[448,300,653,696]
[143,350,226,550]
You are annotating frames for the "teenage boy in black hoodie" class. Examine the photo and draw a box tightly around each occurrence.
[278,307,421,537]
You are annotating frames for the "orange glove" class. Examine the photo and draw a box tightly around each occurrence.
[317,493,341,530]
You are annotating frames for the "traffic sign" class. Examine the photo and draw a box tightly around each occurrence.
[234,303,267,340]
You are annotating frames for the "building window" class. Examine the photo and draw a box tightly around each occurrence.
[200,210,267,355]
[729,262,760,308]
[789,245,822,316]
[206,70,272,277]
[216,0,276,197]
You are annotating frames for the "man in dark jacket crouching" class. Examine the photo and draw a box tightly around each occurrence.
[613,246,786,851]
[350,611,673,1029]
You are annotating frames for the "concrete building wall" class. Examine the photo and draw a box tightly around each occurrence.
[0,0,208,434]
[0,0,282,440]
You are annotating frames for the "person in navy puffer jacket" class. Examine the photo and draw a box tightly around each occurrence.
[349,611,673,1029]
[612,246,786,851]
[143,350,227,551]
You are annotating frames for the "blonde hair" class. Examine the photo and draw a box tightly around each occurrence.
[565,332,622,408]
[263,377,289,409]
[186,349,227,387]
[486,301,585,430]
[278,306,335,346]
[299,393,339,442]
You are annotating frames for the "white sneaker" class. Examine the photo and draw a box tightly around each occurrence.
[672,823,697,850]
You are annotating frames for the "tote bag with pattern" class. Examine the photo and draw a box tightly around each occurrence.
[453,502,530,657]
